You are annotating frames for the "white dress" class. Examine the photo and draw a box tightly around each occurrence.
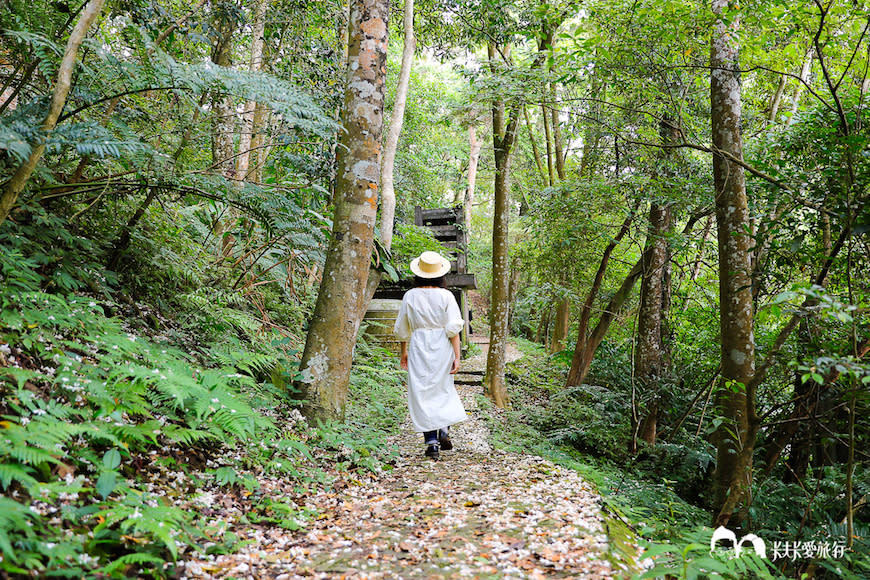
[393,287,467,432]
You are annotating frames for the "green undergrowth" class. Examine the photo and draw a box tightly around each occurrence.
[0,205,404,578]
[480,338,788,579]
[0,296,403,577]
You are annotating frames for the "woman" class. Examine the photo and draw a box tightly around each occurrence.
[393,251,467,460]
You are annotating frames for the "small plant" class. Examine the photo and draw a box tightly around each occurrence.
[637,526,779,579]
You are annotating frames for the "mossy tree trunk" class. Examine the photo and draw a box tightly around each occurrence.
[710,0,757,527]
[483,42,520,409]
[297,0,389,423]
[633,202,671,450]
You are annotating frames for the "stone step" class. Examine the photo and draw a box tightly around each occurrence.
[455,373,483,385]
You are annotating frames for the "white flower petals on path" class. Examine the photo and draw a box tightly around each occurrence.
[182,354,620,579]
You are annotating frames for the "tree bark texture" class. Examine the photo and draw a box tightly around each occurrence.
[235,0,268,181]
[247,103,269,182]
[549,296,570,354]
[483,44,519,409]
[211,8,237,180]
[633,116,678,448]
[566,208,707,389]
[710,0,757,527]
[0,0,106,224]
[633,202,671,448]
[379,0,414,251]
[297,0,389,423]
[464,125,481,233]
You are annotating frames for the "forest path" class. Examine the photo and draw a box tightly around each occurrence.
[181,346,627,579]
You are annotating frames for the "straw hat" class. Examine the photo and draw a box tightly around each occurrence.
[410,251,451,278]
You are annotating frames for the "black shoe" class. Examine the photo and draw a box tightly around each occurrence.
[438,429,453,451]
[424,443,440,460]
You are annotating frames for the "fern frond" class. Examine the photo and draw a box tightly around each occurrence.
[161,425,216,446]
[0,119,33,162]
[97,552,165,575]
[0,497,37,561]
[95,503,190,561]
[0,464,38,491]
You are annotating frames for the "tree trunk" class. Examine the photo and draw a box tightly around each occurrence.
[633,202,671,449]
[550,82,565,181]
[567,250,645,387]
[296,0,389,423]
[549,296,570,354]
[766,74,787,126]
[536,305,551,347]
[566,208,637,386]
[236,0,268,181]
[689,215,713,282]
[523,107,546,181]
[546,71,570,354]
[633,117,678,449]
[579,72,603,177]
[567,208,707,388]
[541,103,554,186]
[379,0,414,251]
[507,255,521,332]
[464,125,481,232]
[0,0,106,224]
[786,50,813,127]
[211,6,237,180]
[483,43,520,409]
[107,186,159,270]
[247,103,268,182]
[710,0,757,527]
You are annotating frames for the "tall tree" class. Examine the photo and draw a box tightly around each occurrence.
[210,1,239,180]
[235,0,269,181]
[632,117,678,450]
[483,42,521,408]
[0,0,106,224]
[709,0,756,526]
[297,0,389,422]
[633,201,671,449]
[379,0,415,251]
[464,124,482,232]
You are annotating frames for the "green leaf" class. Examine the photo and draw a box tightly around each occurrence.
[102,449,122,470]
[96,471,117,499]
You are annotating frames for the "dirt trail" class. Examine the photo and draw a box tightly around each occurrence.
[181,348,627,579]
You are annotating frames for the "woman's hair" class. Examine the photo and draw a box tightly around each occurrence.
[413,275,447,288]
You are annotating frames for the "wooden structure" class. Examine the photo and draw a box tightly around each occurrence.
[370,206,476,348]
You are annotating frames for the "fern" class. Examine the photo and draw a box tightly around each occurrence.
[47,121,149,159]
[0,120,33,162]
[94,502,191,560]
[208,347,277,378]
[0,463,39,492]
[97,552,165,575]
[161,424,216,446]
[0,497,38,564]
[2,29,62,80]
[0,415,81,469]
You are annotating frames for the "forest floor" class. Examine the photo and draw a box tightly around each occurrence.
[180,342,637,579]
